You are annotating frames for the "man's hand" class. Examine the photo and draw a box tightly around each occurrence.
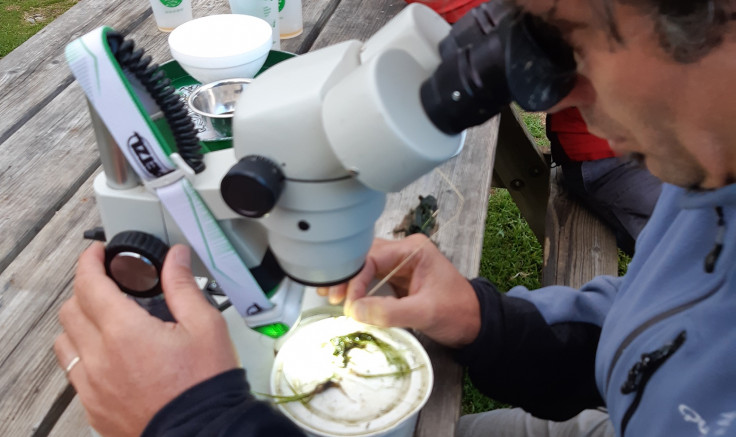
[54,243,239,437]
[317,234,481,348]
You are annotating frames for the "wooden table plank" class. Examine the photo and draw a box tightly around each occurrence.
[308,0,405,50]
[0,83,101,275]
[282,0,340,54]
[542,167,618,288]
[48,397,88,437]
[0,172,100,436]
[0,0,151,146]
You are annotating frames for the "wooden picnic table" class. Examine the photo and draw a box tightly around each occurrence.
[0,0,555,435]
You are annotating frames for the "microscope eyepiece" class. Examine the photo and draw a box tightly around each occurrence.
[420,13,511,135]
[421,2,577,135]
[505,12,577,112]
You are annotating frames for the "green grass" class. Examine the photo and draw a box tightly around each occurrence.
[462,372,510,414]
[480,189,543,291]
[618,249,631,276]
[0,0,79,58]
[461,188,542,414]
[519,110,550,150]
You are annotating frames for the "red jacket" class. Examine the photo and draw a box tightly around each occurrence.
[547,108,615,162]
[406,0,482,23]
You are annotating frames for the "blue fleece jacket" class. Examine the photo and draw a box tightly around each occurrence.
[461,183,736,436]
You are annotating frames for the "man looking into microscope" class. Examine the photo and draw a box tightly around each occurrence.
[55,0,736,436]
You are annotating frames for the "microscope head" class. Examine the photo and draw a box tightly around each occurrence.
[221,4,463,286]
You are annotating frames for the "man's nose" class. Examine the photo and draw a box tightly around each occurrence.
[544,74,595,113]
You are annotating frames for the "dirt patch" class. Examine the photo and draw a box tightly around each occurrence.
[528,112,546,128]
[23,3,76,24]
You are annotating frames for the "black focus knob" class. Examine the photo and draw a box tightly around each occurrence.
[221,155,285,218]
[104,231,169,298]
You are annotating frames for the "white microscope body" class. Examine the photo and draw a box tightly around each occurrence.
[89,3,463,336]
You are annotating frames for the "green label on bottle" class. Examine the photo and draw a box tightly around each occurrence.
[279,0,285,12]
[160,0,183,7]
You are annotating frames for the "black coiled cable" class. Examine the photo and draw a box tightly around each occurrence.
[106,31,205,173]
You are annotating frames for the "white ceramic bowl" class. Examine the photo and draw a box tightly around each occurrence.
[168,14,273,83]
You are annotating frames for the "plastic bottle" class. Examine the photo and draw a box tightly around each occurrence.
[148,0,193,32]
[229,0,281,49]
[279,0,303,39]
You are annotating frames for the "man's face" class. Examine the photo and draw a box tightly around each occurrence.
[514,0,736,189]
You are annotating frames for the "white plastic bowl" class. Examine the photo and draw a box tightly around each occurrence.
[168,14,273,83]
[271,315,433,437]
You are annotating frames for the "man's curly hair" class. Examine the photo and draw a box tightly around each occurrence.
[603,0,735,63]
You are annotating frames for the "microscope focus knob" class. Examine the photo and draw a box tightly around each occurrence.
[104,231,169,298]
[221,155,285,218]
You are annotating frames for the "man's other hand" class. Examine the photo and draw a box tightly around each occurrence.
[54,243,239,437]
[317,234,481,348]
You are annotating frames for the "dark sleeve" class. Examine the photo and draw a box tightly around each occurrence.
[454,278,605,420]
[142,368,305,437]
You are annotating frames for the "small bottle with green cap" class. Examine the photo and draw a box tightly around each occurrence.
[149,0,193,32]
[229,0,281,49]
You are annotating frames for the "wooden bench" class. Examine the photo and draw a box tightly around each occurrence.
[542,167,619,288]
[494,105,619,287]
[493,106,550,244]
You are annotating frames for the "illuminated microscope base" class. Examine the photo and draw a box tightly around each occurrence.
[223,287,333,395]
[225,279,398,396]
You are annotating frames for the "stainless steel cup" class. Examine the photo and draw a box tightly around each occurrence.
[187,78,252,139]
